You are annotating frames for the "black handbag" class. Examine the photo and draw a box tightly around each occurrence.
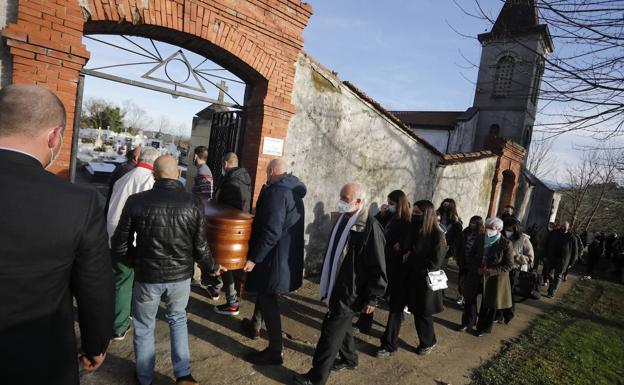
[511,269,541,301]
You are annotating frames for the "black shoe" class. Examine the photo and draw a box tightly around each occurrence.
[415,343,436,355]
[293,374,314,385]
[134,372,153,385]
[245,348,283,365]
[241,318,260,340]
[504,316,514,325]
[332,359,358,372]
[375,348,395,358]
[545,292,555,298]
[175,374,198,385]
[458,325,469,332]
[474,329,486,337]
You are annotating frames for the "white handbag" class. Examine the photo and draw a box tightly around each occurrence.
[426,270,448,291]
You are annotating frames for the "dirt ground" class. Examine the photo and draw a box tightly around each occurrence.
[79,271,576,385]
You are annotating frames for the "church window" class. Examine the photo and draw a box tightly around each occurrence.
[493,56,515,97]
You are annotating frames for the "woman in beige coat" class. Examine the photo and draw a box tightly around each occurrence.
[475,217,514,337]
[498,217,535,324]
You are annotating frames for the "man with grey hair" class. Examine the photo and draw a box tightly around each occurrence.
[0,84,114,384]
[107,146,160,340]
[294,182,387,385]
[243,158,306,365]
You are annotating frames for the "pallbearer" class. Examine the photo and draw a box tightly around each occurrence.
[243,158,307,365]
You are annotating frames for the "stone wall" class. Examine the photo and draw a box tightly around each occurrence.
[285,54,442,273]
[433,154,498,224]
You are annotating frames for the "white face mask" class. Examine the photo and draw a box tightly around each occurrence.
[486,229,499,238]
[505,231,514,238]
[387,204,397,214]
[338,199,355,214]
[45,131,63,170]
[221,167,226,176]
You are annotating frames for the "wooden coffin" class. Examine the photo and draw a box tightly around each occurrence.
[203,200,254,270]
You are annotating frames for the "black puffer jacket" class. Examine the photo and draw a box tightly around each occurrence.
[214,167,252,212]
[111,178,218,283]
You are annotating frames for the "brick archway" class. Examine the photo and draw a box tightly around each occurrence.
[1,0,312,200]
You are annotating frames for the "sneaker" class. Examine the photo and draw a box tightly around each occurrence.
[456,295,465,306]
[241,318,260,340]
[332,359,358,372]
[457,325,469,332]
[375,348,395,358]
[214,301,240,316]
[112,327,130,341]
[176,374,199,385]
[205,286,220,301]
[403,306,411,315]
[415,343,436,355]
[474,330,486,337]
[245,348,283,366]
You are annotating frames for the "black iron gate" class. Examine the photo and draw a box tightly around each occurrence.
[207,110,246,187]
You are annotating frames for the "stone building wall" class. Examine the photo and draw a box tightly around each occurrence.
[433,153,498,224]
[285,54,442,272]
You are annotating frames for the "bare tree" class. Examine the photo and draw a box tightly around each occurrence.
[558,147,623,230]
[526,132,556,178]
[560,150,601,228]
[455,0,624,139]
[122,100,152,134]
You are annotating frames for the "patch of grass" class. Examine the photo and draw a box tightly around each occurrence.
[471,279,624,385]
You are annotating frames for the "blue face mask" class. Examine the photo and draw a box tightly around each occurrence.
[387,203,397,214]
[338,200,355,213]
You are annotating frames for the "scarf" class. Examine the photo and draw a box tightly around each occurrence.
[319,210,361,304]
[484,233,500,248]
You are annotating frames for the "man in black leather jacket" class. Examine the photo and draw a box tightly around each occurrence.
[112,155,225,385]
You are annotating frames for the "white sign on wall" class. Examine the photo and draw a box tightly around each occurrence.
[262,137,284,157]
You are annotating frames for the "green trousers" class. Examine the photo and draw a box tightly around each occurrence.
[113,257,134,335]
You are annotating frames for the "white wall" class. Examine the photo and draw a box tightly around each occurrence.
[285,54,442,272]
[432,155,498,224]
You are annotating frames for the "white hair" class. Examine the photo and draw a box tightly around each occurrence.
[486,217,504,230]
[139,147,160,164]
[344,182,366,202]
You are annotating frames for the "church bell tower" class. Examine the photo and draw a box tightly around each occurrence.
[472,0,554,152]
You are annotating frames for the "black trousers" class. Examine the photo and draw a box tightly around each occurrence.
[586,256,599,275]
[380,311,436,351]
[306,307,358,385]
[461,293,478,329]
[476,305,497,333]
[255,293,283,353]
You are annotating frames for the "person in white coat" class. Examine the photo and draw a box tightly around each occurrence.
[498,217,535,324]
[106,147,160,340]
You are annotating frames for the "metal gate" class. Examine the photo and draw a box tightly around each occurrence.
[207,110,246,187]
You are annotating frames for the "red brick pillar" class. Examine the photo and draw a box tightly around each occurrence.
[1,1,88,178]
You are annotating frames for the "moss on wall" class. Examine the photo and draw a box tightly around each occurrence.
[311,68,341,93]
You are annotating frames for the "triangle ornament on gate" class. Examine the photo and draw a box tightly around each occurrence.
[141,50,207,93]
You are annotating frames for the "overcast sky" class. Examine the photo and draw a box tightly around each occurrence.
[82,0,618,183]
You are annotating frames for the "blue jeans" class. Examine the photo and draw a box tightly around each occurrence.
[132,279,192,385]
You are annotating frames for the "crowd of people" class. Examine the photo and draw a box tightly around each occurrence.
[1,84,621,385]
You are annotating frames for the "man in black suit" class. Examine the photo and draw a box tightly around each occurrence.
[0,84,114,385]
